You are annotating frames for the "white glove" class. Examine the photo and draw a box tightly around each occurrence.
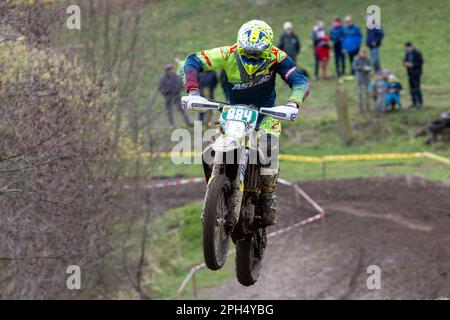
[281,102,299,121]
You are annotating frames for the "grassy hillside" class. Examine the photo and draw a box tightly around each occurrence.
[122,202,234,299]
[141,0,450,87]
[56,0,450,178]
[130,0,450,179]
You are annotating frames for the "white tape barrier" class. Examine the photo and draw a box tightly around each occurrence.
[148,177,205,189]
[176,263,205,297]
[278,178,325,216]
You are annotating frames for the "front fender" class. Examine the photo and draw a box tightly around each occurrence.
[212,135,240,152]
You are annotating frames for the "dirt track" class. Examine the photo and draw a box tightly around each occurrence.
[151,176,450,299]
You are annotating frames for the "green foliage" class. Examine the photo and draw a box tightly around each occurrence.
[139,202,233,299]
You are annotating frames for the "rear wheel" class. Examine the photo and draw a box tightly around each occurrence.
[203,175,231,270]
[235,228,266,286]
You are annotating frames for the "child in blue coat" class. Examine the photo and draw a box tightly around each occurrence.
[386,74,403,111]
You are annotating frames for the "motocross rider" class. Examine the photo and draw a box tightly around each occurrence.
[181,20,310,226]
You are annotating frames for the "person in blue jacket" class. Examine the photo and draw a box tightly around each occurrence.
[366,25,384,72]
[342,15,362,75]
[329,16,345,78]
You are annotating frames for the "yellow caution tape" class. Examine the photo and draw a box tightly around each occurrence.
[323,152,424,162]
[280,152,424,163]
[278,154,323,163]
[423,152,450,166]
[123,150,450,166]
[123,151,202,159]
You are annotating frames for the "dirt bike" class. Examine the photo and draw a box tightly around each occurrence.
[181,95,297,286]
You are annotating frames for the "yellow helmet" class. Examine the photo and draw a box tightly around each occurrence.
[237,20,274,76]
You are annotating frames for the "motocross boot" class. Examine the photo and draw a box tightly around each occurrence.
[259,172,279,226]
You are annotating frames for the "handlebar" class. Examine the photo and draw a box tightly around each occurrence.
[181,96,298,121]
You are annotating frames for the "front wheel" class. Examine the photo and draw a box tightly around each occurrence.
[203,174,231,270]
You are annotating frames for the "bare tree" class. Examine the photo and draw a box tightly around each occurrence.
[1,0,174,299]
[0,23,115,298]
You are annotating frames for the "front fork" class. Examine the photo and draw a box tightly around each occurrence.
[226,149,249,233]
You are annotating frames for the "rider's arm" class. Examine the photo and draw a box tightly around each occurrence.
[181,47,227,92]
[274,50,310,106]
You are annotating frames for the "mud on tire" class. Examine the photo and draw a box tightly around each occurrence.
[203,175,231,270]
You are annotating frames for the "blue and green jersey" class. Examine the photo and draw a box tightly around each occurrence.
[181,44,310,108]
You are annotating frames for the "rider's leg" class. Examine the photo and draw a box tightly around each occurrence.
[260,168,279,226]
[257,117,281,226]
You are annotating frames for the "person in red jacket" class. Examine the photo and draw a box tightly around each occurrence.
[316,34,330,80]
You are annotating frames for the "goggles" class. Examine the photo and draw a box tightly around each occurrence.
[238,47,269,60]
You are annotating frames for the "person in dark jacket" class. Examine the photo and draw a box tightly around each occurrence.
[198,70,218,122]
[311,20,325,80]
[342,15,362,75]
[158,64,192,127]
[404,42,424,108]
[329,16,345,78]
[278,21,301,63]
[366,25,384,72]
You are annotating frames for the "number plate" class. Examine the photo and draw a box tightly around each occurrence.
[221,107,258,124]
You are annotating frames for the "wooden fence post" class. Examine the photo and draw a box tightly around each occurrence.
[335,87,352,145]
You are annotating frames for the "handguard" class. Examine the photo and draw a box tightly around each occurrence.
[181,95,221,112]
[260,104,299,121]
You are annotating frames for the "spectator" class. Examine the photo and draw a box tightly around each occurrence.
[352,48,372,112]
[382,68,391,81]
[366,24,384,72]
[369,69,388,104]
[198,70,218,122]
[343,15,362,75]
[311,20,325,80]
[158,64,192,128]
[372,72,388,113]
[316,34,330,80]
[386,74,403,111]
[369,73,378,104]
[329,16,346,78]
[278,21,301,63]
[404,42,424,108]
